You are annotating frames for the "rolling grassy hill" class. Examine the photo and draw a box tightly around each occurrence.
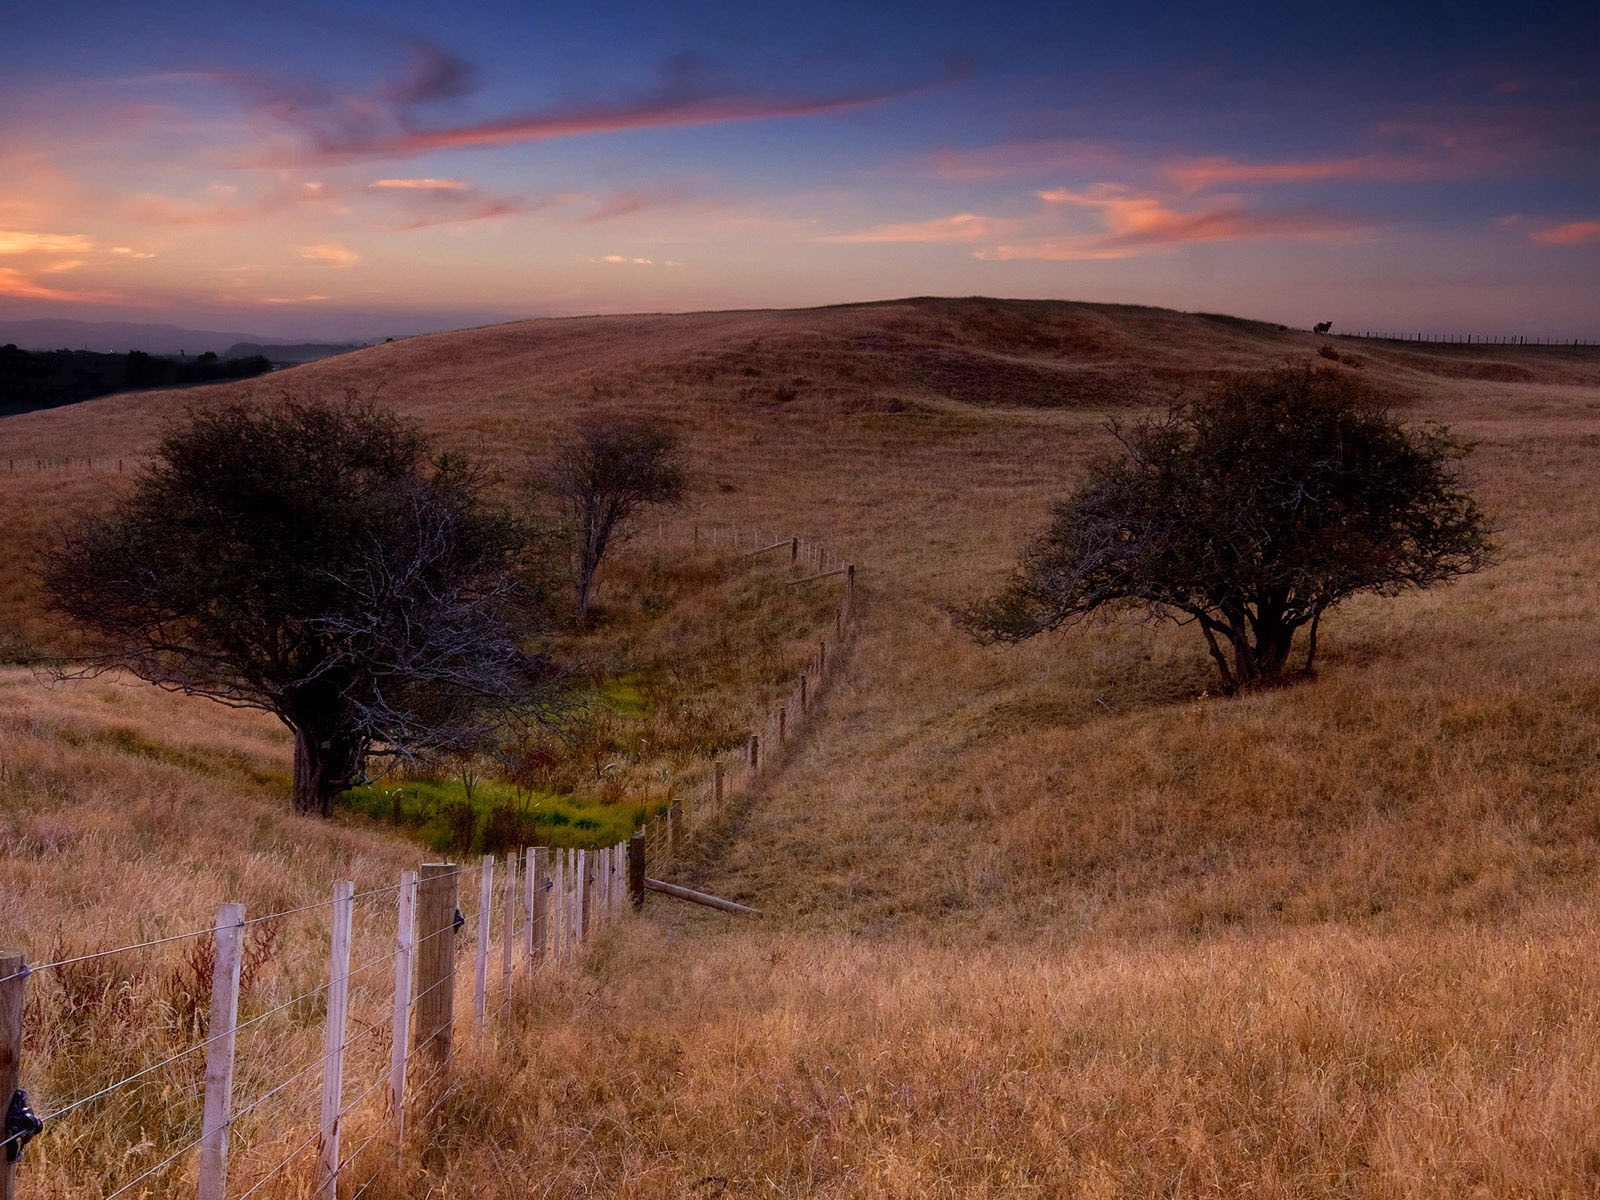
[4,297,1600,1196]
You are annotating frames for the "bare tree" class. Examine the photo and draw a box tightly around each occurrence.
[44,396,552,816]
[542,418,687,620]
[963,368,1495,693]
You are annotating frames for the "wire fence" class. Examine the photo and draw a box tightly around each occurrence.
[1330,331,1600,347]
[0,523,857,1199]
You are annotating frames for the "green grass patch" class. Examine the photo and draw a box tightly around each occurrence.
[596,672,652,719]
[339,776,664,854]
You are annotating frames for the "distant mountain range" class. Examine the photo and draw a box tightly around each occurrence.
[0,318,368,361]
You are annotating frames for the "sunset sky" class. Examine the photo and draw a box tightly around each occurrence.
[2,0,1596,339]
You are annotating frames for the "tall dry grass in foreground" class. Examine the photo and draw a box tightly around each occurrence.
[3,301,1600,1195]
[415,909,1600,1198]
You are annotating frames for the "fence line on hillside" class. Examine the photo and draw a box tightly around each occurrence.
[632,522,856,871]
[1,457,149,474]
[1330,331,1600,347]
[0,523,856,1199]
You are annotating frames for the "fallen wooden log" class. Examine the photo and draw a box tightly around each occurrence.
[644,878,762,917]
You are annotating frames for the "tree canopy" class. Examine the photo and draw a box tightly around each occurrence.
[45,396,548,815]
[964,368,1495,692]
[541,418,687,621]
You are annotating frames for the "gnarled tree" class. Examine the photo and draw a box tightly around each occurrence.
[963,368,1495,692]
[541,418,686,621]
[45,396,549,816]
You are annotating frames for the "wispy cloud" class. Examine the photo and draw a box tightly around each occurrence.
[299,242,359,266]
[820,212,1017,244]
[369,178,469,191]
[1531,219,1600,245]
[1034,184,1368,251]
[199,40,956,164]
[823,183,1372,261]
[0,265,126,303]
[589,254,682,267]
[1163,153,1445,192]
[0,231,95,255]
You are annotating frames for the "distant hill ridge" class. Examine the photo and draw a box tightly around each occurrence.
[2,298,1597,446]
[225,342,369,364]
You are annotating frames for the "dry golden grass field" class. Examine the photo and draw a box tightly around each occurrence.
[4,297,1600,1197]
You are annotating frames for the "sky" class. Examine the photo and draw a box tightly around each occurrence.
[1,0,1596,340]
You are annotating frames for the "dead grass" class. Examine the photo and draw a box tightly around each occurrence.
[4,298,1600,1196]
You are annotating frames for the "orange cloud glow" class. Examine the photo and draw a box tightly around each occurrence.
[1531,220,1600,245]
[0,230,95,255]
[299,242,360,266]
[0,265,126,303]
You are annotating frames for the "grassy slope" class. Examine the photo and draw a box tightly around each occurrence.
[4,297,1600,1196]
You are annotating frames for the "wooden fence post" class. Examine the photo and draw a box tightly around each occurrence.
[415,863,459,1083]
[570,846,581,945]
[318,881,354,1200]
[606,845,618,922]
[748,733,760,773]
[520,848,534,964]
[557,851,570,953]
[845,564,855,619]
[0,951,20,1200]
[473,855,493,1035]
[629,832,646,910]
[617,843,628,914]
[531,848,549,961]
[501,852,517,999]
[579,849,594,940]
[777,705,787,745]
[389,871,417,1151]
[198,903,246,1200]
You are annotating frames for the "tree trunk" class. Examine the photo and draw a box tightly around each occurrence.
[292,726,369,818]
[1304,610,1322,672]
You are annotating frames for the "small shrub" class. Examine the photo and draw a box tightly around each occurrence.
[441,799,478,852]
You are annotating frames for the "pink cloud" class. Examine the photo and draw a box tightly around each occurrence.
[1033,184,1370,251]
[1163,154,1442,192]
[820,212,1017,244]
[386,198,527,231]
[369,178,469,191]
[1531,220,1600,245]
